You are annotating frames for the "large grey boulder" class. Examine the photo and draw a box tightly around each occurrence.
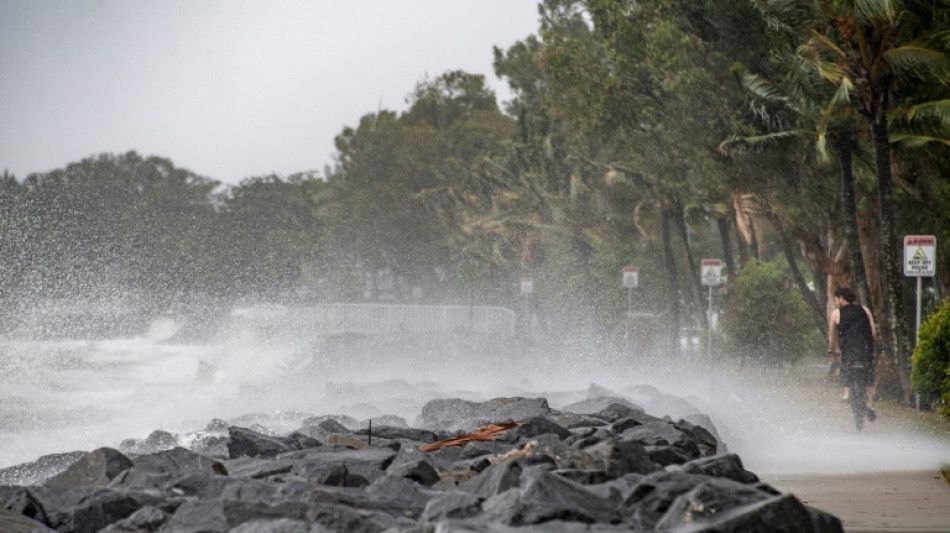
[228,426,319,459]
[418,397,551,430]
[43,448,133,489]
[481,468,619,526]
[0,508,55,532]
[421,491,483,522]
[285,446,397,486]
[0,451,86,487]
[653,480,842,532]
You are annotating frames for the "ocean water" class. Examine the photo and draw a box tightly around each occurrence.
[2,308,949,477]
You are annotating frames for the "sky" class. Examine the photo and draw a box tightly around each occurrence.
[0,1,541,185]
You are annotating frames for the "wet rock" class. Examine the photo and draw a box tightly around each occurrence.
[0,508,55,533]
[228,426,297,458]
[43,448,133,489]
[0,451,85,486]
[459,461,523,499]
[365,475,433,514]
[301,414,362,431]
[560,397,640,416]
[547,411,608,429]
[205,418,230,433]
[421,491,483,522]
[676,416,722,455]
[645,444,695,466]
[579,438,660,479]
[591,402,655,423]
[387,459,440,487]
[190,434,230,459]
[118,430,180,457]
[482,468,618,526]
[29,485,170,533]
[108,447,228,492]
[418,397,551,431]
[355,425,437,443]
[0,486,50,524]
[458,440,511,460]
[621,420,701,458]
[228,517,332,532]
[221,456,294,480]
[0,391,843,533]
[285,446,396,486]
[654,483,841,532]
[97,505,169,532]
[132,446,227,476]
[374,414,409,427]
[310,418,351,435]
[498,417,571,443]
[671,453,759,484]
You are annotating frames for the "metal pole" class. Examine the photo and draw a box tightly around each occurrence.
[916,276,922,344]
[626,286,632,354]
[707,285,713,358]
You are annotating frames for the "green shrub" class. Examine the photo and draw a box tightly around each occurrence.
[911,298,950,416]
[721,259,819,365]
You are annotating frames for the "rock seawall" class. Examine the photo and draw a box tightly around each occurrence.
[0,395,842,532]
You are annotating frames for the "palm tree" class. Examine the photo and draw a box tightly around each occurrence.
[752,0,950,402]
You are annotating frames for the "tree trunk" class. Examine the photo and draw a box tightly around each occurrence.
[672,201,708,329]
[870,118,913,403]
[770,213,826,336]
[832,131,873,308]
[859,210,884,329]
[661,207,681,357]
[717,215,736,281]
[733,194,751,264]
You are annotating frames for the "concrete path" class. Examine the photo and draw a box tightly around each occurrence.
[763,470,950,532]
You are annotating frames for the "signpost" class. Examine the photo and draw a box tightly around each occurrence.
[622,266,639,352]
[520,277,534,295]
[622,266,639,313]
[904,235,936,341]
[701,259,723,357]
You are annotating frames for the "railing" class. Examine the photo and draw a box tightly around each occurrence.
[230,303,516,337]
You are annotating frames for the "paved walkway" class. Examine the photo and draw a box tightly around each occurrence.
[763,470,950,532]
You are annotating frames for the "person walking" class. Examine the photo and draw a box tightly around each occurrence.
[828,286,878,422]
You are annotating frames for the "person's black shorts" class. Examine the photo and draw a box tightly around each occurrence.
[840,361,875,387]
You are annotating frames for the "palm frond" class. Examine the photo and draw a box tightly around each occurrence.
[738,69,789,104]
[903,99,950,124]
[889,133,950,147]
[829,77,855,107]
[749,0,819,35]
[855,0,903,25]
[886,45,950,84]
[717,131,809,156]
[798,42,848,84]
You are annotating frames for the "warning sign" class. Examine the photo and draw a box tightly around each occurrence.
[701,259,723,286]
[904,235,936,277]
[622,266,639,288]
[520,277,534,294]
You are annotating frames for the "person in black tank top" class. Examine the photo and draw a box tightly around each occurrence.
[828,287,878,416]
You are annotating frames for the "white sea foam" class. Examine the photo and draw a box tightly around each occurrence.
[2,310,949,477]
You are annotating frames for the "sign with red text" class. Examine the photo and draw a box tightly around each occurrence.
[904,235,936,277]
[520,277,534,294]
[701,259,723,286]
[622,266,639,288]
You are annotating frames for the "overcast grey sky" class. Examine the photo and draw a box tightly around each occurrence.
[0,1,540,184]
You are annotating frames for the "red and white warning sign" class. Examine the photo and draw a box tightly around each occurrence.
[904,235,936,277]
[701,259,723,286]
[520,276,534,294]
[622,266,639,288]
